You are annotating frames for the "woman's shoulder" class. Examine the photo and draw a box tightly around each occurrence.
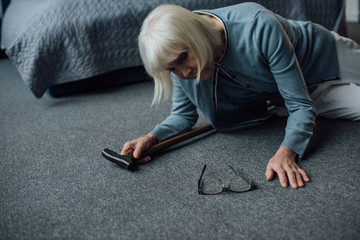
[202,2,269,22]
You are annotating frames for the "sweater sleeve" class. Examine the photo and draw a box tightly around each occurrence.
[254,11,316,156]
[150,76,199,142]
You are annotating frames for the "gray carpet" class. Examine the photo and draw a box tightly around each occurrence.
[1,58,359,240]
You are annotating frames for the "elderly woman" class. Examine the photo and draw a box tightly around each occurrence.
[121,3,360,189]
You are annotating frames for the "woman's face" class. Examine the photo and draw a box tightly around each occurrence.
[169,51,214,80]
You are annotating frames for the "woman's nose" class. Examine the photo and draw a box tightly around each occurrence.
[179,66,194,79]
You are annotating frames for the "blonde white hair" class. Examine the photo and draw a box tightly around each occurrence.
[138,4,223,105]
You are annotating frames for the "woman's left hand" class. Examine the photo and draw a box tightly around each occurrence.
[265,146,310,189]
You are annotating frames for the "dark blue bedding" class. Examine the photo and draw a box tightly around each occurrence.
[2,0,346,98]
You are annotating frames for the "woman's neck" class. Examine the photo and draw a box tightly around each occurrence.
[209,16,227,63]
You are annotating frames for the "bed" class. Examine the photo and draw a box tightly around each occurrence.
[1,0,347,98]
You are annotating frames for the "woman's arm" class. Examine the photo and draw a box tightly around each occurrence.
[150,75,199,142]
[254,11,315,188]
[121,75,199,162]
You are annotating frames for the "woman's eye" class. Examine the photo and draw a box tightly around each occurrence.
[177,51,187,64]
[168,51,188,72]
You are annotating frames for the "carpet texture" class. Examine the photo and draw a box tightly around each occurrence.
[1,58,359,240]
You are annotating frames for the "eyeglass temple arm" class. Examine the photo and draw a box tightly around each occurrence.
[198,164,207,192]
[228,165,252,186]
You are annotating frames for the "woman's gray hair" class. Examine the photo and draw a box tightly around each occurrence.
[138,4,222,105]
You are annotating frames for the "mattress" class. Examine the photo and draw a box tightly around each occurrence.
[2,0,346,98]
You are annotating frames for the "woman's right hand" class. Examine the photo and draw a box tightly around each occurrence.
[120,133,159,163]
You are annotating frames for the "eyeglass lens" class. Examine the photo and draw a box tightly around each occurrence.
[200,176,250,194]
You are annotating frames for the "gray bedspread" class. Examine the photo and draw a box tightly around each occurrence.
[4,0,346,98]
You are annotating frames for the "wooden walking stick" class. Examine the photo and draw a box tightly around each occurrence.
[102,124,214,171]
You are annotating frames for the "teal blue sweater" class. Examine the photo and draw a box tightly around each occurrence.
[151,2,339,156]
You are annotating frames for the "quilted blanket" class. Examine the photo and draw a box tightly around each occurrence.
[5,0,346,98]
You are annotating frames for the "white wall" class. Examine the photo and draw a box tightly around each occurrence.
[346,0,360,22]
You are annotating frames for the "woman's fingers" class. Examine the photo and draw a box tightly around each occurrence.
[265,166,274,181]
[120,134,158,163]
[120,141,136,155]
[266,159,289,187]
[298,167,310,183]
[277,165,309,189]
[120,140,152,164]
[283,166,298,189]
[134,156,152,163]
[266,162,288,188]
[276,167,289,188]
[120,139,145,157]
[266,148,310,189]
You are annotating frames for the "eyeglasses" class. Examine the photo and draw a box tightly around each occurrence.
[198,164,253,195]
